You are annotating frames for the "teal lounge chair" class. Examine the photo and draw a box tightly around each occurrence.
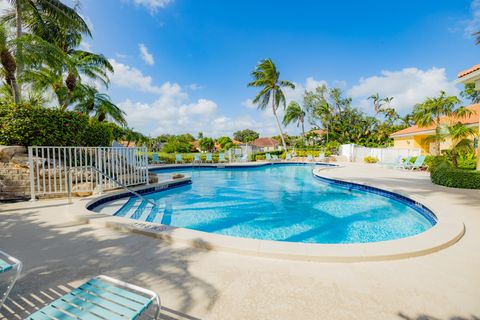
[151,153,162,164]
[175,154,183,164]
[25,275,161,320]
[406,155,426,170]
[193,153,201,164]
[379,155,401,167]
[219,153,227,162]
[241,154,248,162]
[285,153,292,161]
[266,153,272,161]
[396,156,412,169]
[0,250,22,310]
[206,153,213,163]
[306,154,314,162]
[272,154,279,161]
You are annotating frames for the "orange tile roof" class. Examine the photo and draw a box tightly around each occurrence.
[390,104,480,137]
[252,137,279,148]
[306,129,325,136]
[458,64,480,78]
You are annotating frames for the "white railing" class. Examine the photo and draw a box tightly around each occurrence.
[340,144,422,163]
[28,146,149,200]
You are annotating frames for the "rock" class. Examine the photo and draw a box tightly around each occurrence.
[0,146,26,162]
[149,172,159,184]
[72,182,93,197]
[172,174,185,180]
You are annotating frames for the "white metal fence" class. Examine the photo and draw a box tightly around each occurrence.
[340,144,422,163]
[28,146,149,200]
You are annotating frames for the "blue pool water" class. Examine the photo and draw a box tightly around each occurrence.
[114,164,435,244]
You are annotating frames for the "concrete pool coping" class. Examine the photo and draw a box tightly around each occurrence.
[70,163,465,262]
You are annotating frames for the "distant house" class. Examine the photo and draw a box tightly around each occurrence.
[390,104,479,154]
[251,137,281,152]
[389,65,480,155]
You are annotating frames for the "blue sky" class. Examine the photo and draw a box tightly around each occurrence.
[2,0,479,137]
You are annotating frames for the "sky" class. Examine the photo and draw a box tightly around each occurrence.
[1,0,479,137]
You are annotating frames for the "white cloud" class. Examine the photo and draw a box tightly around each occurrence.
[130,0,173,13]
[0,0,10,13]
[242,98,256,109]
[186,83,203,91]
[139,43,155,65]
[79,41,92,51]
[109,59,175,95]
[464,0,480,37]
[348,67,459,113]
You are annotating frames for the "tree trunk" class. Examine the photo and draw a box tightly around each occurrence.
[15,0,22,99]
[272,90,287,151]
[10,78,20,104]
[301,119,305,143]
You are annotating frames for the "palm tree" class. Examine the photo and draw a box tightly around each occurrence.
[0,25,20,103]
[448,123,476,168]
[315,102,333,144]
[74,85,126,126]
[412,91,470,156]
[3,0,90,98]
[283,101,306,141]
[248,58,295,151]
[368,93,382,113]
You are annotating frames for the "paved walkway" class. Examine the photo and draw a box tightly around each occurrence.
[1,163,479,319]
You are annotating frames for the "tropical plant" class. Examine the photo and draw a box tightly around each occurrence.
[412,91,469,156]
[368,93,394,115]
[217,136,234,150]
[461,83,480,104]
[247,58,295,151]
[283,101,306,141]
[74,85,126,126]
[199,137,215,152]
[0,24,20,103]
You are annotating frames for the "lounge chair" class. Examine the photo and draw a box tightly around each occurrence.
[151,153,162,164]
[272,155,279,161]
[265,153,272,161]
[317,152,325,162]
[395,156,412,169]
[285,153,292,161]
[379,155,401,168]
[405,155,426,171]
[175,154,183,164]
[306,154,314,162]
[219,153,227,163]
[193,154,201,164]
[241,154,248,162]
[205,153,213,163]
[0,250,22,310]
[25,275,161,320]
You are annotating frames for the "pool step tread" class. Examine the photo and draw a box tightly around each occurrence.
[119,199,142,218]
[138,202,154,221]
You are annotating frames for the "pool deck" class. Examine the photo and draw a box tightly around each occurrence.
[1,162,480,319]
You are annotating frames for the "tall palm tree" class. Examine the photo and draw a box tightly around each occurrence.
[74,85,126,126]
[315,102,333,144]
[248,58,294,151]
[283,101,306,141]
[413,91,470,156]
[0,25,20,103]
[3,0,90,98]
[368,93,381,113]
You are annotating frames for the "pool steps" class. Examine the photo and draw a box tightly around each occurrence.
[116,199,166,224]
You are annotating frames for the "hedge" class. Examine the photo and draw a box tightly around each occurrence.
[430,163,480,189]
[0,102,114,146]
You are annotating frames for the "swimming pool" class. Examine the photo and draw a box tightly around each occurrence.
[112,164,435,244]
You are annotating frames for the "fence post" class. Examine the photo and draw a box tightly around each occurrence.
[144,147,150,185]
[28,147,36,201]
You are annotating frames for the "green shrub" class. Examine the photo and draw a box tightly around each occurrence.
[364,156,379,164]
[430,163,480,189]
[457,152,477,170]
[0,101,114,146]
